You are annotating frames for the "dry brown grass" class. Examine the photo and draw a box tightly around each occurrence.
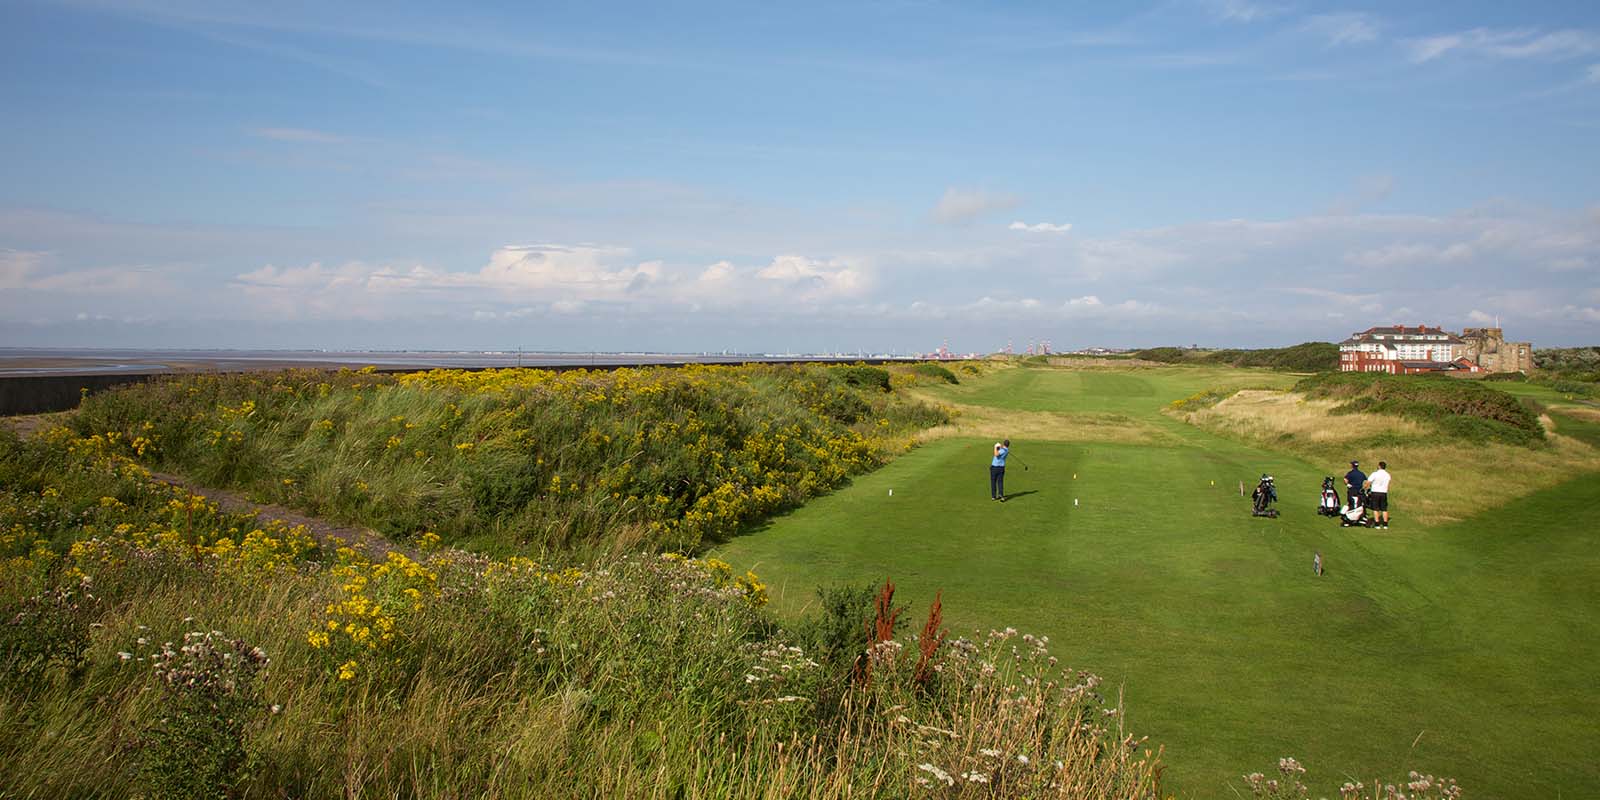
[1552,405,1600,423]
[1182,389,1600,525]
[1182,390,1431,444]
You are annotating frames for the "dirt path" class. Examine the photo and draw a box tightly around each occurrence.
[4,412,412,559]
[1,412,68,439]
[147,470,410,559]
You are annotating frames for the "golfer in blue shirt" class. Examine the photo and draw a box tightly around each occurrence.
[1344,460,1366,502]
[991,439,1010,501]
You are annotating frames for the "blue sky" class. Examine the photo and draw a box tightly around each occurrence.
[2,0,1598,352]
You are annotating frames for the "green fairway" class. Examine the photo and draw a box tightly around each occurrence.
[715,366,1600,798]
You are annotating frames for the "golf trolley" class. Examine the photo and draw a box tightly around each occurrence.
[1340,490,1370,528]
[1318,477,1341,517]
[1251,474,1279,518]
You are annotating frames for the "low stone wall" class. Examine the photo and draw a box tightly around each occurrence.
[0,373,158,416]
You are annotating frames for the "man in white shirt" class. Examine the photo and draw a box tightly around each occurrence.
[1365,461,1392,529]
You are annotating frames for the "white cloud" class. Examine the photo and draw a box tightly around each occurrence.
[1565,305,1600,322]
[754,255,868,299]
[249,127,349,144]
[1466,309,1495,324]
[225,245,873,321]
[476,245,657,294]
[1344,242,1474,268]
[1009,221,1073,233]
[932,188,1020,225]
[1302,13,1381,47]
[1068,295,1102,306]
[235,261,374,289]
[0,249,167,292]
[1407,27,1600,63]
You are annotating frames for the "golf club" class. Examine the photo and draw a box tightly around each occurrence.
[1012,452,1030,471]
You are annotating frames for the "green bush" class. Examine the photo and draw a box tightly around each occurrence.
[829,364,891,392]
[140,632,271,800]
[912,363,959,384]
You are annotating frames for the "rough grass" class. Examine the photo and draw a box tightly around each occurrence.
[1181,388,1600,524]
[1293,372,1545,446]
[0,427,1165,799]
[67,364,951,556]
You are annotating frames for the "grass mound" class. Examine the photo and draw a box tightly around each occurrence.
[1134,342,1338,372]
[68,364,950,554]
[1292,372,1545,446]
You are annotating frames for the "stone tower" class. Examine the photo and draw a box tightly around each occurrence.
[1460,327,1534,373]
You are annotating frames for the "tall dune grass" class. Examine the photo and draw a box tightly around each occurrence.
[68,364,950,555]
[1,427,1165,799]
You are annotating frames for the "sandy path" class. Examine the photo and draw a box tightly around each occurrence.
[146,469,408,559]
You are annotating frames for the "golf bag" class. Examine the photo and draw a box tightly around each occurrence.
[1318,477,1341,517]
[1251,474,1279,518]
[1340,492,1368,527]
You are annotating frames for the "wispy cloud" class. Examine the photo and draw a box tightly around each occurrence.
[1009,221,1072,233]
[932,188,1020,225]
[1202,0,1287,24]
[250,127,349,144]
[1408,27,1600,63]
[1301,13,1381,47]
[1326,174,1397,215]
[60,0,682,69]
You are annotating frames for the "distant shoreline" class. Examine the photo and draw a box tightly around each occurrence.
[0,348,928,378]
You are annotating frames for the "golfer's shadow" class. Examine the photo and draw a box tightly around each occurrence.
[1000,490,1040,502]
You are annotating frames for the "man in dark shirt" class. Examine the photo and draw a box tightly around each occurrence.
[1344,460,1367,503]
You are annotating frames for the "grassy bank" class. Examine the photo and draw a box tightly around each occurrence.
[0,425,1170,799]
[1291,371,1545,446]
[68,364,950,555]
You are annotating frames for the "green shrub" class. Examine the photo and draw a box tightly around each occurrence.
[140,632,271,800]
[793,582,881,674]
[1134,347,1191,363]
[0,581,97,690]
[829,364,890,392]
[912,363,959,384]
